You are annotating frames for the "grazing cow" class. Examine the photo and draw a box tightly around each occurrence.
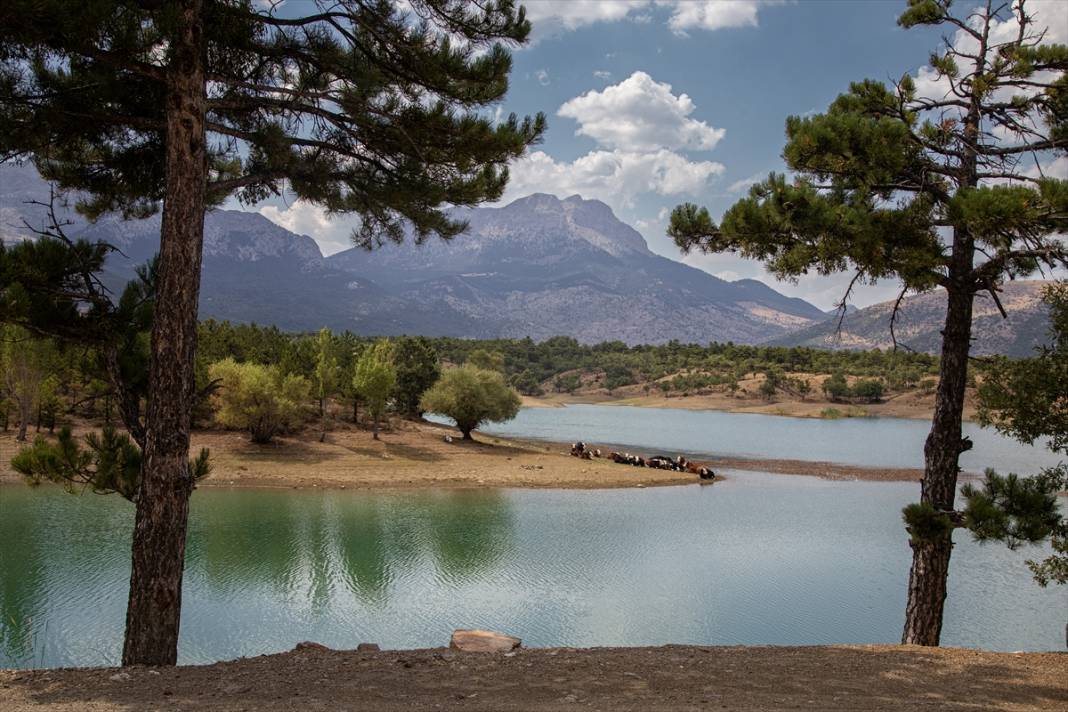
[698,467,716,480]
[571,441,587,457]
[593,449,602,458]
[580,450,593,460]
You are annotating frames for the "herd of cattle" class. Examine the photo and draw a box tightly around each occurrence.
[570,441,716,480]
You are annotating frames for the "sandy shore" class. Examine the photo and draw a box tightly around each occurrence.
[1,643,1063,711]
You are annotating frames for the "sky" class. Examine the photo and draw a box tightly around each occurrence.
[250,0,1068,310]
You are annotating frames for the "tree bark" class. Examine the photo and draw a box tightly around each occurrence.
[902,276,974,646]
[121,0,206,667]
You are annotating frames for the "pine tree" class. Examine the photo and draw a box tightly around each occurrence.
[392,336,441,418]
[0,0,543,665]
[668,0,1067,645]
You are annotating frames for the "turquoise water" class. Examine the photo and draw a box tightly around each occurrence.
[1,476,1063,669]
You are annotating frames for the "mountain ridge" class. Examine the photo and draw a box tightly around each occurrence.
[1,163,830,344]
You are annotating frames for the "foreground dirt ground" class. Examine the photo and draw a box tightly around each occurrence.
[1,644,1064,711]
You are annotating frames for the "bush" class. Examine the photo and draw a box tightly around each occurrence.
[851,379,885,402]
[822,373,850,401]
[209,358,310,443]
[420,365,521,440]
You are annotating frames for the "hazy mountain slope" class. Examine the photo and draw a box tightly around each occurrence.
[770,281,1054,357]
[2,164,828,343]
[326,193,826,343]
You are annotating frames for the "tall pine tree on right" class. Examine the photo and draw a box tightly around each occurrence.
[669,0,1067,646]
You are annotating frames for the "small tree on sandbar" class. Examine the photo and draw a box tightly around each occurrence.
[420,365,521,440]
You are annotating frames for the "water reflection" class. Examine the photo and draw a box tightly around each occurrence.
[189,489,515,604]
[1,480,1061,669]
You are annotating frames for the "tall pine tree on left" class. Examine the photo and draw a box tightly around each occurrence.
[0,0,545,666]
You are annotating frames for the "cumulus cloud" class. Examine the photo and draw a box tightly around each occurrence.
[534,69,551,86]
[662,0,763,34]
[502,149,724,207]
[258,201,355,255]
[521,0,781,41]
[558,71,725,151]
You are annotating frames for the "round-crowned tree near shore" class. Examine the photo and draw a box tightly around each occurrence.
[208,358,310,444]
[420,365,521,440]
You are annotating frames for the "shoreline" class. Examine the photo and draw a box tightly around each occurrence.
[0,416,932,492]
[523,388,978,422]
[1,643,1063,711]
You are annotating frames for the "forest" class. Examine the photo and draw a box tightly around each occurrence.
[0,317,947,440]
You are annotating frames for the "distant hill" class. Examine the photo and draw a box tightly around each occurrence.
[1,164,827,344]
[769,281,1055,357]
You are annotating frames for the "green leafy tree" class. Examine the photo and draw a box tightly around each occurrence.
[353,340,396,440]
[0,0,543,665]
[420,365,521,440]
[668,0,1068,645]
[1,326,49,441]
[314,328,339,442]
[208,358,310,444]
[851,379,885,402]
[466,349,506,372]
[822,373,850,401]
[511,369,543,396]
[392,336,441,418]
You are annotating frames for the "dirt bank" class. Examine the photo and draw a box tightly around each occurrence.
[0,419,696,491]
[1,644,1063,711]
[528,376,977,422]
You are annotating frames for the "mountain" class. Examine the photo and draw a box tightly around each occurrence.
[325,193,827,343]
[1,164,827,343]
[769,281,1055,357]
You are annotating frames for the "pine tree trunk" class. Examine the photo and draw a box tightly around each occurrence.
[902,276,974,646]
[121,0,206,667]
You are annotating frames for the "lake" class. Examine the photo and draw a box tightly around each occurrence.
[1,478,1062,667]
[473,404,1060,474]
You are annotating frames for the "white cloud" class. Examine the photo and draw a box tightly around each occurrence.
[523,0,638,37]
[727,172,766,193]
[502,149,724,208]
[593,69,613,81]
[534,69,551,86]
[258,201,355,256]
[558,71,725,151]
[661,0,762,35]
[522,0,781,41]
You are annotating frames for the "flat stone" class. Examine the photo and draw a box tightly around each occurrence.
[293,641,330,652]
[357,643,380,652]
[449,629,522,653]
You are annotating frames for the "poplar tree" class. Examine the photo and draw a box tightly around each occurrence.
[315,327,339,442]
[0,0,543,665]
[669,0,1067,645]
[353,339,396,440]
